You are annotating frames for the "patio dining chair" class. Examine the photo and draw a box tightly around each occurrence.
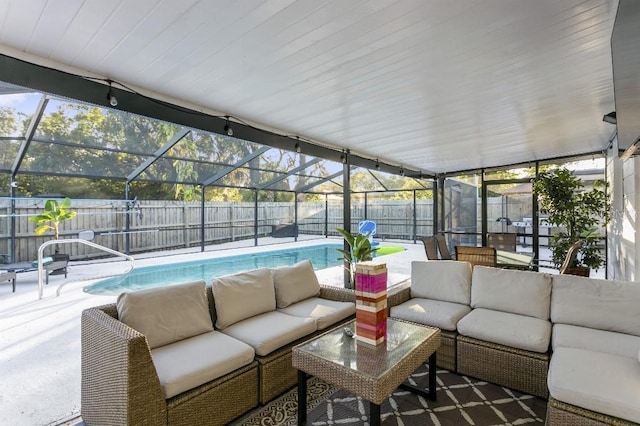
[487,232,517,252]
[419,236,440,260]
[559,240,585,275]
[455,246,497,268]
[435,233,453,260]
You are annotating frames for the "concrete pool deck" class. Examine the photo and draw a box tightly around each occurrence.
[0,237,424,426]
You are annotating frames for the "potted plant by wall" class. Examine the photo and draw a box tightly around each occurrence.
[532,168,610,275]
[28,198,77,270]
[336,227,378,285]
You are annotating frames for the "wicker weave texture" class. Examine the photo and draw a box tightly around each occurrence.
[293,325,440,405]
[167,363,259,426]
[547,397,639,426]
[455,246,497,267]
[81,305,166,426]
[457,335,549,398]
[257,350,298,404]
[437,331,457,371]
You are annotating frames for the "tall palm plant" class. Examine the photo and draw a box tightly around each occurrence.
[336,227,378,284]
[29,198,77,241]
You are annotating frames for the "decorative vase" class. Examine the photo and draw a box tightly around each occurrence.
[354,262,387,345]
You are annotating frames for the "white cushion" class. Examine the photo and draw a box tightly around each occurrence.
[551,274,640,336]
[457,308,551,353]
[212,268,276,329]
[410,260,472,304]
[220,311,316,356]
[552,324,640,359]
[151,331,255,399]
[471,266,552,320]
[116,280,213,349]
[277,297,355,330]
[272,260,321,308]
[548,347,640,423]
[390,298,471,331]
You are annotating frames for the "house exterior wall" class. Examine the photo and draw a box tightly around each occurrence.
[608,134,639,281]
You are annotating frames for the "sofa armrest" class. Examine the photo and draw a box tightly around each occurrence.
[319,285,356,303]
[81,304,166,426]
[387,281,412,309]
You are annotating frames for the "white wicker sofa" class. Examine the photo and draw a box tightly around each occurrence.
[389,260,640,425]
[546,274,640,425]
[390,261,552,398]
[81,260,355,426]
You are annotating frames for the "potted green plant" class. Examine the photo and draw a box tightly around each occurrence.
[532,168,610,274]
[336,227,378,285]
[29,198,77,268]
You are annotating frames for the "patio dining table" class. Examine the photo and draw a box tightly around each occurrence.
[496,250,535,270]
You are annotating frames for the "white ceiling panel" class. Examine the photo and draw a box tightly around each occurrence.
[0,0,619,174]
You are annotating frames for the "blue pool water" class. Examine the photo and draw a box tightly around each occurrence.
[84,244,343,295]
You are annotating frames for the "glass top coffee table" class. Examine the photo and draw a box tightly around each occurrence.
[292,318,441,426]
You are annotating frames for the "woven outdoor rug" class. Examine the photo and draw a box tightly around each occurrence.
[233,363,547,425]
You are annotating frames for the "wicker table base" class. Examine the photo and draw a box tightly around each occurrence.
[293,319,441,426]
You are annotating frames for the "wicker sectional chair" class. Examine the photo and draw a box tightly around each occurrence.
[81,260,355,426]
[388,260,640,425]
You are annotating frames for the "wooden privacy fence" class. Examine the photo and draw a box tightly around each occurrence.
[0,196,528,262]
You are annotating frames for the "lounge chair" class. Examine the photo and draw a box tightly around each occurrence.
[358,220,379,247]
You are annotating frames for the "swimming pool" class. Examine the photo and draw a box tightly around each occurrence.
[83,243,343,295]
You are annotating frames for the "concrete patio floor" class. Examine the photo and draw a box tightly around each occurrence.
[0,237,424,426]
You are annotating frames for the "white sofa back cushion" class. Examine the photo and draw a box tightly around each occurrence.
[551,274,640,336]
[272,260,321,308]
[212,268,276,329]
[471,266,552,320]
[552,324,640,359]
[411,260,472,305]
[116,280,213,349]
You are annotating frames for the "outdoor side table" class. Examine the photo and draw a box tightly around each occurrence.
[292,318,441,426]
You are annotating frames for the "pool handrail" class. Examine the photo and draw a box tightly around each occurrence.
[36,239,135,299]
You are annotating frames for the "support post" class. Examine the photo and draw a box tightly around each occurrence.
[254,190,259,246]
[200,185,205,252]
[343,152,351,288]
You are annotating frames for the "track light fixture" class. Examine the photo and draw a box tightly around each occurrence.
[399,166,405,177]
[375,159,380,170]
[295,138,301,153]
[223,116,233,136]
[106,80,118,107]
[340,153,347,164]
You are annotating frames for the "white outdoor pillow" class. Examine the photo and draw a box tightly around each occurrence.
[551,274,640,336]
[116,280,213,349]
[471,266,552,320]
[212,268,276,329]
[410,260,472,305]
[272,260,321,308]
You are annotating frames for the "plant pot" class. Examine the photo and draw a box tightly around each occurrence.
[564,267,590,277]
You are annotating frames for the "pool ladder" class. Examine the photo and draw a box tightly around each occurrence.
[36,239,135,299]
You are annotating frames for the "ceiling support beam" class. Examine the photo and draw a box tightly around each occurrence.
[295,170,344,193]
[127,128,190,183]
[0,54,431,179]
[257,158,321,190]
[12,94,48,176]
[202,146,270,187]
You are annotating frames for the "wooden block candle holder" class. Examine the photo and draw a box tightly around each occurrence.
[354,262,387,345]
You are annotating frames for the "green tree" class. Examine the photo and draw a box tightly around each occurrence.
[532,168,610,270]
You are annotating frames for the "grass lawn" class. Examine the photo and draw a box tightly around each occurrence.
[375,244,406,256]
